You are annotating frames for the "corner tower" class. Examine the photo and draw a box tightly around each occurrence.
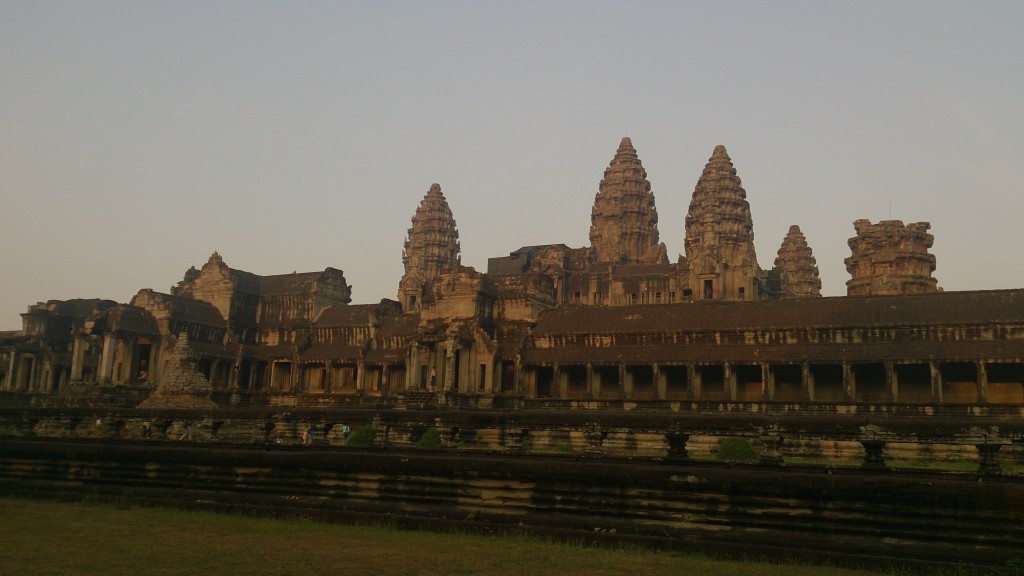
[399,183,461,312]
[589,137,668,265]
[683,145,763,300]
[845,219,938,296]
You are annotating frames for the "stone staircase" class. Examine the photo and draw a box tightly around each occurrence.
[397,390,437,410]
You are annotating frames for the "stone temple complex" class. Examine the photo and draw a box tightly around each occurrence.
[1,138,1021,408]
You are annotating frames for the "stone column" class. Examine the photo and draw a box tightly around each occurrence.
[587,363,596,399]
[98,334,116,383]
[654,363,665,400]
[621,363,630,400]
[760,363,770,401]
[357,361,367,395]
[3,353,15,390]
[842,362,854,401]
[552,362,563,399]
[977,361,989,404]
[885,362,897,403]
[725,362,736,401]
[689,365,701,401]
[930,362,942,403]
[766,364,776,401]
[801,362,814,401]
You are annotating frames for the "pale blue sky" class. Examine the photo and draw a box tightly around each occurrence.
[2,1,1022,329]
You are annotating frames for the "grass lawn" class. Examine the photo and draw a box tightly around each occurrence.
[0,497,903,576]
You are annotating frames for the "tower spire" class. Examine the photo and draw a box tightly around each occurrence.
[589,137,667,265]
[398,183,461,311]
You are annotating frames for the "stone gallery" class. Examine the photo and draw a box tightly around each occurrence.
[1,138,1021,408]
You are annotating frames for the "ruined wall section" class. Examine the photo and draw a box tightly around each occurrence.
[589,137,668,266]
[845,219,938,296]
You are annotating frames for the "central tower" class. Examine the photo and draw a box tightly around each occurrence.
[589,137,668,265]
[398,183,461,312]
[684,145,763,300]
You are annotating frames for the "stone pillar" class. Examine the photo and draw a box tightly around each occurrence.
[977,361,989,404]
[760,364,770,401]
[689,365,701,401]
[842,362,854,401]
[885,362,897,403]
[621,363,631,400]
[444,344,456,392]
[766,364,776,401]
[725,362,736,401]
[930,362,942,403]
[553,362,564,399]
[6,352,18,390]
[98,334,116,383]
[356,361,367,395]
[802,362,814,401]
[587,363,596,399]
[28,355,39,392]
[654,363,665,400]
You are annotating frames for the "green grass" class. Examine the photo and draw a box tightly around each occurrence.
[0,497,913,576]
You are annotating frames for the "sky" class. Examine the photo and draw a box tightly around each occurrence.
[2,1,1023,330]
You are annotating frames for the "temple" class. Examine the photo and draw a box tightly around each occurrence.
[1,139,1021,408]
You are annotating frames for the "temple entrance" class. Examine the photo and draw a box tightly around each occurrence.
[564,365,587,399]
[271,361,292,391]
[940,362,976,402]
[697,365,726,401]
[662,365,689,399]
[853,363,887,403]
[987,363,1024,403]
[627,365,654,399]
[593,366,620,399]
[733,364,762,401]
[812,364,845,401]
[534,367,553,397]
[772,364,802,401]
[895,363,932,403]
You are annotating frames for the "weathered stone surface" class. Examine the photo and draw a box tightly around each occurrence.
[589,137,668,265]
[398,183,461,312]
[684,145,764,300]
[845,219,938,296]
[137,333,216,409]
[770,225,822,298]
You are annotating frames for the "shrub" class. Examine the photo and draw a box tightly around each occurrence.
[346,426,375,447]
[416,427,443,449]
[715,437,759,463]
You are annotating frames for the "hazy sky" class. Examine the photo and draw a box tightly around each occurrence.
[2,1,1022,330]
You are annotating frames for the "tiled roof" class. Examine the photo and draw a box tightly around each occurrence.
[530,289,1024,335]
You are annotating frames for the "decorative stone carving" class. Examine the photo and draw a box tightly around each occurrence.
[684,145,763,300]
[589,137,668,265]
[845,220,938,296]
[399,183,461,312]
[771,225,822,298]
